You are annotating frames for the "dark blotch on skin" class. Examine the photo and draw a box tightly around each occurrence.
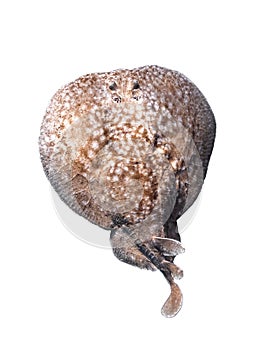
[111,213,130,227]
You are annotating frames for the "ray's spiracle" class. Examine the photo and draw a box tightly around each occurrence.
[39,65,216,317]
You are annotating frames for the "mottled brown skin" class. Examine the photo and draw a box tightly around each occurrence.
[39,65,216,317]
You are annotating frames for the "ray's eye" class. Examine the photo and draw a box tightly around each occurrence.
[132,81,140,90]
[109,82,121,103]
[109,82,117,91]
[132,81,141,101]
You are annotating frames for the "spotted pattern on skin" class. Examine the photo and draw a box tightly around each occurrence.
[39,65,215,229]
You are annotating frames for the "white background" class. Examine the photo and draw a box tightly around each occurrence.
[1,1,253,349]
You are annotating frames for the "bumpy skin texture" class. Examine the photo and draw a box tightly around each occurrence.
[39,65,216,317]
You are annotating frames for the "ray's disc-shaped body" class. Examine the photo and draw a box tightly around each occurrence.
[39,65,216,317]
